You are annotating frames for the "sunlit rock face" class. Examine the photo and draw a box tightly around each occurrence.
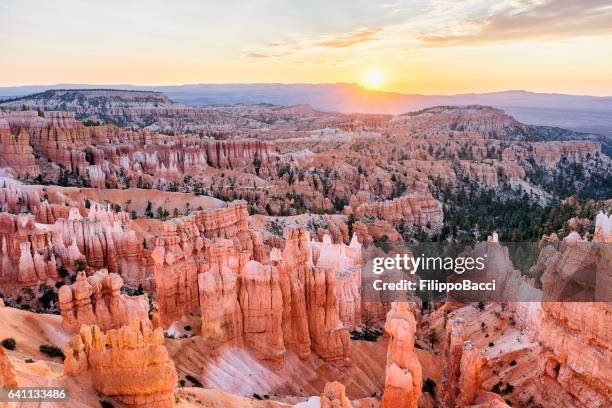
[441,318,467,407]
[64,320,178,408]
[153,201,255,326]
[351,192,443,228]
[456,341,485,407]
[239,260,286,361]
[0,118,39,178]
[0,346,17,388]
[273,228,313,359]
[532,231,612,408]
[199,239,245,343]
[58,269,149,333]
[196,227,355,363]
[382,302,422,408]
[0,212,58,289]
[320,381,353,408]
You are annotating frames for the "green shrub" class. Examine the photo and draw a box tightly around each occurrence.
[185,375,203,388]
[39,344,64,359]
[1,338,16,350]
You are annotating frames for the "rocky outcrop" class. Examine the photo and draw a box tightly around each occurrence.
[151,221,201,326]
[0,346,17,387]
[198,227,355,363]
[64,320,178,408]
[58,269,149,333]
[382,302,422,408]
[2,111,90,174]
[537,301,612,408]
[320,381,353,408]
[532,141,601,167]
[442,318,467,407]
[239,261,285,360]
[0,120,39,177]
[351,192,443,228]
[457,341,485,407]
[199,239,245,343]
[0,212,58,288]
[305,258,351,363]
[593,211,612,243]
[533,233,612,407]
[50,205,139,276]
[153,202,254,326]
[274,228,313,359]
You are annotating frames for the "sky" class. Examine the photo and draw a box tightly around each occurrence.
[1,0,612,95]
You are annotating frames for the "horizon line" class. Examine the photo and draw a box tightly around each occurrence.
[0,83,610,99]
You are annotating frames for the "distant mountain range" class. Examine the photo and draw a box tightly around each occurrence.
[1,83,611,137]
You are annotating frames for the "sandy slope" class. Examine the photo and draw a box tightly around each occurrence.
[167,335,387,400]
[0,306,102,408]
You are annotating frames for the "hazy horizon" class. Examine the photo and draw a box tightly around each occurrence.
[2,0,612,95]
[1,83,611,99]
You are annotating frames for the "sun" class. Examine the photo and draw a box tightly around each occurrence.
[362,68,385,89]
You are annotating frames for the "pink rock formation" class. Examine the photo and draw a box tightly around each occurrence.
[311,233,362,330]
[151,221,201,326]
[305,258,351,363]
[197,227,355,364]
[593,211,612,243]
[0,346,17,387]
[533,234,612,407]
[0,120,40,177]
[50,205,138,277]
[531,141,601,167]
[153,202,255,326]
[537,301,612,408]
[442,318,467,407]
[0,212,58,289]
[64,320,178,408]
[199,239,245,343]
[239,260,286,360]
[382,302,422,408]
[352,192,443,228]
[273,229,312,358]
[457,340,485,407]
[58,269,149,333]
[320,381,353,408]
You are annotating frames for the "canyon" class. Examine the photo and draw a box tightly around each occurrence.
[0,92,609,407]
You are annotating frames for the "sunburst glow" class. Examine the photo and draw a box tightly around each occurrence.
[362,68,385,89]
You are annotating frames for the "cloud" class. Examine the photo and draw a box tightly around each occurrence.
[314,28,382,48]
[244,27,383,64]
[244,0,612,64]
[246,52,271,58]
[420,0,612,46]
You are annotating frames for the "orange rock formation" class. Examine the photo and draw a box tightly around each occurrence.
[64,320,178,407]
[0,346,17,387]
[58,269,149,333]
[320,381,354,408]
[382,302,422,408]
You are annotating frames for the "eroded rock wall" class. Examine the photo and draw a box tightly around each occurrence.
[58,269,149,333]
